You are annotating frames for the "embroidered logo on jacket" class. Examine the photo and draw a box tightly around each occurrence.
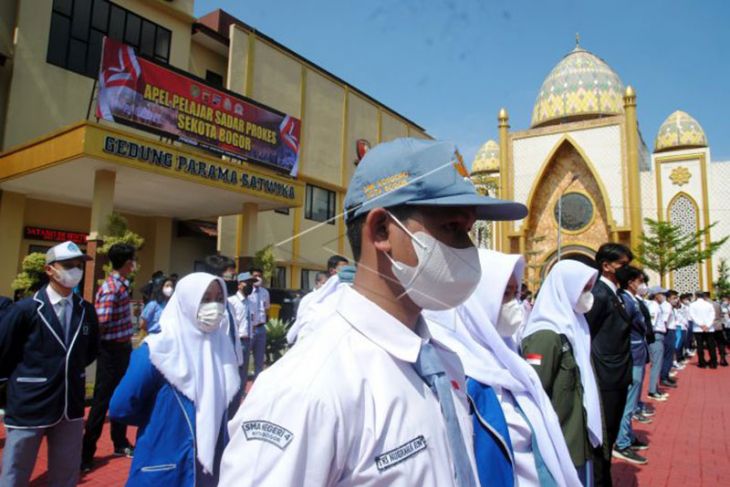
[242,420,294,449]
[375,436,427,471]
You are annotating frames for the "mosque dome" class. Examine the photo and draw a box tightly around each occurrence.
[531,45,625,128]
[471,139,500,174]
[654,110,708,152]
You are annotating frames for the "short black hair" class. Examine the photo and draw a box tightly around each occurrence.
[108,243,136,270]
[666,289,678,298]
[595,242,633,274]
[203,254,236,277]
[345,205,417,262]
[680,293,692,300]
[616,265,643,289]
[326,255,349,272]
[249,266,264,274]
[695,291,706,299]
[641,271,649,284]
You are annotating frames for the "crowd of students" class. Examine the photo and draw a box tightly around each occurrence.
[1,137,728,487]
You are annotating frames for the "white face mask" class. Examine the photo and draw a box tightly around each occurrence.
[384,212,481,311]
[162,286,174,298]
[253,277,263,287]
[496,299,524,337]
[196,302,226,333]
[574,291,595,314]
[637,283,648,296]
[54,266,83,289]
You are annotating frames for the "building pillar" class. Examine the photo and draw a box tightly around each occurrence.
[84,169,116,302]
[498,108,511,253]
[153,217,173,274]
[236,202,259,271]
[623,86,643,253]
[0,191,27,297]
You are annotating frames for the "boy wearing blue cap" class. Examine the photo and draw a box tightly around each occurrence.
[219,138,527,487]
[0,241,99,487]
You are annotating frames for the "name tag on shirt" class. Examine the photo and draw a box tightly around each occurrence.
[242,420,294,449]
[375,435,427,471]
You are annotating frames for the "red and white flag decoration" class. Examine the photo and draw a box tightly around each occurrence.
[525,353,543,366]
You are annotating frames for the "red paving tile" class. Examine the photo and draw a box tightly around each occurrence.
[1,362,728,486]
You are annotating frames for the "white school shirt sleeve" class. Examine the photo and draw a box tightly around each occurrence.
[219,385,345,486]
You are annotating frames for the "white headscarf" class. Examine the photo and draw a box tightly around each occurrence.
[521,259,603,448]
[146,272,241,474]
[425,249,580,486]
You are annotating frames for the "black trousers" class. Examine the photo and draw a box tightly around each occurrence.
[593,387,628,487]
[82,340,132,462]
[714,329,727,362]
[696,331,717,367]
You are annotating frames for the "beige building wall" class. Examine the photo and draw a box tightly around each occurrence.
[188,41,227,83]
[3,0,194,151]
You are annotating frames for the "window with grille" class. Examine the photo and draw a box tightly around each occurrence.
[47,0,171,78]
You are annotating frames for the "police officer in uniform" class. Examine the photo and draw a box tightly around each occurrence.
[219,138,527,486]
[0,241,99,487]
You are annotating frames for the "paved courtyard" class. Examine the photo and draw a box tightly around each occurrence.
[1,359,728,486]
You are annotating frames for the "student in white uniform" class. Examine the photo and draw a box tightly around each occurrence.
[218,138,527,486]
[425,249,580,487]
[689,291,718,368]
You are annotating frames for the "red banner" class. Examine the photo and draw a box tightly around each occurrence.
[96,37,301,176]
[25,226,87,244]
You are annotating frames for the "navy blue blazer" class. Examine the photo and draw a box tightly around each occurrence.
[0,285,99,427]
[618,290,649,366]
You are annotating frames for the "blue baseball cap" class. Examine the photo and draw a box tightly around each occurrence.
[344,138,527,222]
[237,272,255,282]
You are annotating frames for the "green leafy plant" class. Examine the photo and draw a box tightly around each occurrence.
[715,258,730,298]
[253,244,276,284]
[96,212,144,285]
[11,252,47,297]
[265,317,290,364]
[638,218,728,287]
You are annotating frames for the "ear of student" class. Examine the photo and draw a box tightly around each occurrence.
[366,208,393,253]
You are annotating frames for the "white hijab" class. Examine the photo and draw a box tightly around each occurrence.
[146,273,241,474]
[425,249,580,486]
[521,260,603,448]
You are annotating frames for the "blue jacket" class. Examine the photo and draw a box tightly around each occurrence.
[467,379,515,487]
[110,344,227,487]
[0,287,99,427]
[618,290,649,365]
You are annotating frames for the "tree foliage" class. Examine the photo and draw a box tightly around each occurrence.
[11,252,47,297]
[715,258,730,298]
[253,245,276,283]
[97,212,144,283]
[638,217,728,285]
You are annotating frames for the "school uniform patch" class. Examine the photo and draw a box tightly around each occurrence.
[242,420,294,449]
[375,436,427,471]
[525,353,543,366]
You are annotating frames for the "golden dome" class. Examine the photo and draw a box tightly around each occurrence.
[654,110,708,152]
[531,46,625,128]
[471,140,500,174]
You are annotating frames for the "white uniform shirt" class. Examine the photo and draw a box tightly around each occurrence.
[228,291,253,338]
[689,299,716,333]
[675,305,689,331]
[248,286,270,326]
[493,386,539,486]
[646,300,664,333]
[663,302,677,330]
[220,286,479,487]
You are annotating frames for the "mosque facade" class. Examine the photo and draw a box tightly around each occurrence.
[471,43,730,293]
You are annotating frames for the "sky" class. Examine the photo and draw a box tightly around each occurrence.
[195,0,730,165]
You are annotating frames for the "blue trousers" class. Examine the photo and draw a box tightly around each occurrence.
[661,329,676,380]
[675,329,685,362]
[616,364,644,449]
[648,333,664,394]
[0,419,83,487]
[251,324,267,379]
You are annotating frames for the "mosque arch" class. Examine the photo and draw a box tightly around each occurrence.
[540,245,597,279]
[522,137,612,286]
[666,191,702,293]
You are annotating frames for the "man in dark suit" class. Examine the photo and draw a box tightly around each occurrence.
[0,241,99,486]
[585,243,633,486]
